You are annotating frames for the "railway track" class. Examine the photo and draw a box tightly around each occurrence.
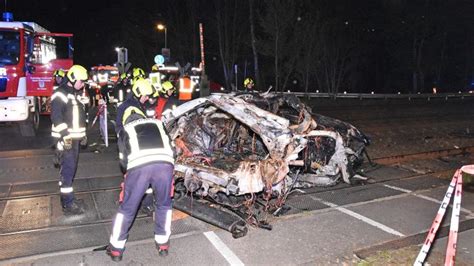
[371,146,474,165]
[1,145,470,239]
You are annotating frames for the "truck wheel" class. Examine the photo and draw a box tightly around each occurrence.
[19,99,40,137]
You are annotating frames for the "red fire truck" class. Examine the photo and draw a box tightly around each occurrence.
[0,12,74,136]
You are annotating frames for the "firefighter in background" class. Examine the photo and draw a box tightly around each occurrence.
[178,75,193,101]
[107,83,175,262]
[100,84,111,105]
[53,69,65,87]
[155,81,179,120]
[243,77,255,91]
[115,78,155,133]
[113,73,131,105]
[51,65,89,215]
[131,67,146,85]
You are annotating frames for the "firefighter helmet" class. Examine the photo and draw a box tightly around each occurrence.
[160,81,175,94]
[244,77,254,87]
[53,69,65,78]
[66,65,88,82]
[132,68,146,79]
[120,73,128,80]
[151,64,159,72]
[132,78,154,98]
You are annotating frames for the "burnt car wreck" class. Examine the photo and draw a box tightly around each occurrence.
[163,92,370,238]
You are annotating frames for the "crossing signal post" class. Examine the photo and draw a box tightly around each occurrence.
[115,47,131,74]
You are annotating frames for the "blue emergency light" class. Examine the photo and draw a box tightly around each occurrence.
[2,12,14,22]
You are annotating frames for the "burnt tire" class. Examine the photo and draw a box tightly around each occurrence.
[230,221,248,239]
[19,99,40,137]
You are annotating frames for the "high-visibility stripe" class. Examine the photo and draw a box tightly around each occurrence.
[60,187,73,193]
[127,148,173,161]
[119,90,124,102]
[118,152,123,160]
[110,213,127,249]
[67,131,86,138]
[122,107,146,126]
[154,210,172,244]
[179,78,193,93]
[71,97,80,130]
[145,188,153,194]
[68,128,86,133]
[146,109,156,117]
[51,92,68,103]
[56,141,64,151]
[179,78,193,100]
[51,132,62,138]
[52,123,68,132]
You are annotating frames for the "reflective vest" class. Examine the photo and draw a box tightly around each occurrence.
[50,85,87,139]
[178,77,193,101]
[118,118,175,170]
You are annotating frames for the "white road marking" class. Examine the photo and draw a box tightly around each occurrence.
[383,184,473,215]
[204,231,244,266]
[311,196,406,237]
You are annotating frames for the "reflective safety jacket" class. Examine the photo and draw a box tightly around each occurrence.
[118,118,175,170]
[115,94,143,135]
[51,84,87,139]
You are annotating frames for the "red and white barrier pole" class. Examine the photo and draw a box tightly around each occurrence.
[414,171,459,266]
[445,171,462,266]
[414,165,473,266]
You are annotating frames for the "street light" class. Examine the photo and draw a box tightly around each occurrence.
[157,23,167,49]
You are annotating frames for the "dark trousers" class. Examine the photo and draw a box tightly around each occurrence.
[59,140,80,206]
[109,162,174,249]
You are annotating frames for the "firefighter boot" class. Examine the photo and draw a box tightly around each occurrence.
[156,241,169,257]
[62,199,85,215]
[106,245,123,262]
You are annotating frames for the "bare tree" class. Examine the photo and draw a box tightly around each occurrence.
[258,0,302,92]
[248,0,260,90]
[213,0,248,90]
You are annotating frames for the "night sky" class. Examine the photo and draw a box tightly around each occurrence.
[5,0,474,93]
[7,0,169,66]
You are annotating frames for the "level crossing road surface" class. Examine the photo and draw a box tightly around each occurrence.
[0,102,474,265]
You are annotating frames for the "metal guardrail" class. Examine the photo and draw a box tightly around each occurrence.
[282,91,474,100]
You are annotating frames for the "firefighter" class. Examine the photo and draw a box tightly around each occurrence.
[115,78,158,216]
[155,81,180,120]
[115,78,154,134]
[151,64,160,72]
[53,69,65,87]
[107,95,175,262]
[113,73,131,105]
[131,67,146,85]
[243,77,255,91]
[50,65,89,215]
[178,75,193,101]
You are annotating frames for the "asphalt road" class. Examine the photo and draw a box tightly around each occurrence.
[1,99,473,265]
